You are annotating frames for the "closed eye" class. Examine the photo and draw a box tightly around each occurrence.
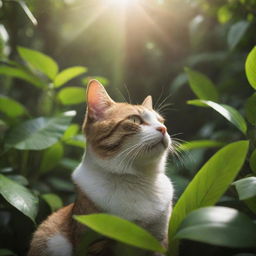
[127,115,143,125]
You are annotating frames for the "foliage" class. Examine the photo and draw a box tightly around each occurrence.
[0,0,256,256]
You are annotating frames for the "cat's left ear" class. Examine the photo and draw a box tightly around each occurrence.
[142,95,153,109]
[86,79,115,120]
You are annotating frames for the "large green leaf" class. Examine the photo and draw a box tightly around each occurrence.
[188,100,247,134]
[74,214,166,253]
[233,177,256,200]
[0,66,44,88]
[39,142,64,173]
[57,87,85,105]
[245,46,256,89]
[54,66,87,87]
[245,93,256,126]
[41,193,63,212]
[168,141,249,254]
[227,21,250,50]
[5,111,76,150]
[0,95,27,117]
[0,174,38,222]
[175,207,256,248]
[185,68,219,102]
[178,140,225,151]
[17,46,58,80]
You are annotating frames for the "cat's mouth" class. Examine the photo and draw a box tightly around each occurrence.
[147,138,167,150]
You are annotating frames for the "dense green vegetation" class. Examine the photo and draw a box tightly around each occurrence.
[0,0,256,255]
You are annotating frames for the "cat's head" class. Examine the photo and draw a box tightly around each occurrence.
[83,80,172,174]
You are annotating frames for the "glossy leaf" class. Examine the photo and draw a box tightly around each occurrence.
[249,149,256,174]
[18,46,58,80]
[175,207,256,248]
[227,21,250,50]
[0,66,43,88]
[0,95,27,117]
[39,142,64,173]
[5,111,76,150]
[41,193,63,212]
[54,66,87,87]
[233,177,256,200]
[245,46,256,89]
[74,214,166,253]
[0,174,38,222]
[57,87,85,105]
[188,100,247,134]
[178,140,225,151]
[245,93,256,125]
[185,68,219,102]
[169,141,249,247]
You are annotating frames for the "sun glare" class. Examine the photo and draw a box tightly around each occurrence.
[109,0,139,8]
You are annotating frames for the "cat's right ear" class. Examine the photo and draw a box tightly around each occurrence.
[86,80,114,120]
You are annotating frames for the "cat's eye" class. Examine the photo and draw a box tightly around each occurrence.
[127,115,143,125]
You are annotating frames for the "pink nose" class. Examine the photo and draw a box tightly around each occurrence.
[156,126,167,135]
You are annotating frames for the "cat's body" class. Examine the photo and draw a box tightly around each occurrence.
[28,80,174,256]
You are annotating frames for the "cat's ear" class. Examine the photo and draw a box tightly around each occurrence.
[86,79,114,120]
[142,95,153,109]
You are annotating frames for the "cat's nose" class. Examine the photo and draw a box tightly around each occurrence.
[156,126,167,135]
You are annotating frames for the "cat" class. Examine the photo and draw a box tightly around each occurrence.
[28,80,174,256]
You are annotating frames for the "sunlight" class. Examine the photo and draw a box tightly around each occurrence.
[107,0,139,8]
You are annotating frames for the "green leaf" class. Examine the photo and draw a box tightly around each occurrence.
[54,66,87,87]
[233,177,256,200]
[17,46,58,80]
[65,134,85,148]
[74,214,166,253]
[57,87,85,105]
[41,193,63,212]
[175,207,256,248]
[227,21,250,50]
[0,174,38,222]
[0,249,16,256]
[0,66,44,88]
[188,100,247,134]
[178,140,225,151]
[169,141,249,248]
[0,95,27,117]
[62,124,79,140]
[5,111,76,150]
[245,46,256,89]
[185,68,219,102]
[39,142,64,173]
[249,149,256,174]
[82,76,109,86]
[245,93,256,125]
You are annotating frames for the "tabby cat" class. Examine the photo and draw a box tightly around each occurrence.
[28,80,174,256]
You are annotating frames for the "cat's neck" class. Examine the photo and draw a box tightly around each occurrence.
[72,146,173,222]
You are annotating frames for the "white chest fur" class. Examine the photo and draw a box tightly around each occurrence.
[72,152,174,239]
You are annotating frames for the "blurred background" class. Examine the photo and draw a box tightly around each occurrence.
[0,0,256,255]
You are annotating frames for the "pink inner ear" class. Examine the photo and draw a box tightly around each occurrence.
[87,80,113,120]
